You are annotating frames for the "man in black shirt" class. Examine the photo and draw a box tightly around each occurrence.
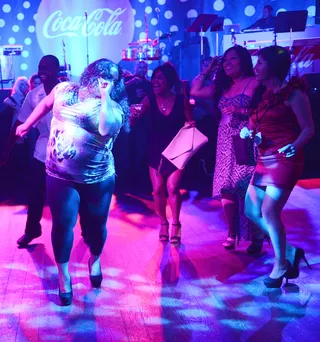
[246,5,275,30]
[125,61,152,104]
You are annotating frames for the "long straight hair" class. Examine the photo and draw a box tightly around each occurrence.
[214,45,255,100]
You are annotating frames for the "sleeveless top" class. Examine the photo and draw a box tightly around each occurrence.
[147,94,186,169]
[46,82,121,184]
[249,83,301,156]
[218,79,253,125]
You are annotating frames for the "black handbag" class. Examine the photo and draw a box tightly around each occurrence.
[232,135,253,166]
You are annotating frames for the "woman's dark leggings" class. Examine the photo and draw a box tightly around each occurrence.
[46,175,115,263]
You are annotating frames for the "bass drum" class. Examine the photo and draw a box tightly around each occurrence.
[146,47,161,61]
[122,48,137,61]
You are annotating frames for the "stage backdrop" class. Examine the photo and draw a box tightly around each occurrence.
[0,0,318,83]
[0,0,202,83]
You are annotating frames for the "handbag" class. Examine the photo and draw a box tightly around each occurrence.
[232,135,253,165]
[161,125,208,170]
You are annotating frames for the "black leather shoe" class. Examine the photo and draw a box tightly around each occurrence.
[88,259,102,288]
[17,233,41,247]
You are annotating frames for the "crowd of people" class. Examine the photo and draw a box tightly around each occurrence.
[0,42,314,305]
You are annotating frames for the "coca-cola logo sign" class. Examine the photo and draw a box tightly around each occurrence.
[36,0,134,76]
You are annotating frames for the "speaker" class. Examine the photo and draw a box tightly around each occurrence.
[0,89,11,112]
[0,89,13,154]
[302,73,320,177]
[172,37,210,82]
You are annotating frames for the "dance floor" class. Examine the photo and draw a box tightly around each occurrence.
[0,178,319,342]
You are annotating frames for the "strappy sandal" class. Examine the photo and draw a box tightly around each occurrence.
[159,222,169,242]
[170,222,181,245]
[222,236,236,250]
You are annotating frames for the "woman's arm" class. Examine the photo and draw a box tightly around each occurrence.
[190,58,218,99]
[184,96,194,123]
[289,89,315,152]
[4,96,17,109]
[190,74,216,99]
[99,79,123,137]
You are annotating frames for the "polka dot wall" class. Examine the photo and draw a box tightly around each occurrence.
[0,0,317,82]
[0,0,44,81]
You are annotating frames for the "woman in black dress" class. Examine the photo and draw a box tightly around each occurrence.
[134,63,193,244]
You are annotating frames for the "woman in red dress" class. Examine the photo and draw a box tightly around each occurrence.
[241,46,314,287]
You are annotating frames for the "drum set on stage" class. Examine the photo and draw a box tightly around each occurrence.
[122,36,162,62]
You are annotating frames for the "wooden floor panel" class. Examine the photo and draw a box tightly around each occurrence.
[0,180,319,341]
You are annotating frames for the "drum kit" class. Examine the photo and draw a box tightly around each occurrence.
[122,37,161,62]
[122,12,175,62]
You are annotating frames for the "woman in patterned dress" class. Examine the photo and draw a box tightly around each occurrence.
[16,59,130,305]
[191,46,265,252]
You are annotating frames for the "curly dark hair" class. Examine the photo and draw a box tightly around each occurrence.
[79,58,130,132]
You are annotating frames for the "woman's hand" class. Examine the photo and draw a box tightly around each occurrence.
[98,78,114,99]
[202,56,222,77]
[278,143,296,158]
[240,127,254,139]
[184,120,196,127]
[16,123,30,138]
[221,105,237,116]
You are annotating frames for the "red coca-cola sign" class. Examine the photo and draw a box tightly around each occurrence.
[36,0,134,76]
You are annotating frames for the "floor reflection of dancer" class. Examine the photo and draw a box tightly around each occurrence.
[241,46,314,288]
[16,58,130,305]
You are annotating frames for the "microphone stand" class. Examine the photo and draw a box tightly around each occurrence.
[155,8,161,65]
[85,12,89,66]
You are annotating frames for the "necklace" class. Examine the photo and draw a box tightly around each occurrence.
[160,102,167,112]
[158,93,174,112]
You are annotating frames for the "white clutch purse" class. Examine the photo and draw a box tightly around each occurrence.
[162,125,208,170]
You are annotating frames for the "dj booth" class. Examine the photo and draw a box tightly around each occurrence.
[223,10,320,75]
[223,26,320,74]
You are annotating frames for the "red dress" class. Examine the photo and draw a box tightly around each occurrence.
[249,83,304,189]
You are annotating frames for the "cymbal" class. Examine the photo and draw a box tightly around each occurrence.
[159,32,176,40]
[128,41,140,47]
[138,37,153,43]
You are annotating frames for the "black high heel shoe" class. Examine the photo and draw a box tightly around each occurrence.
[247,235,270,254]
[59,279,73,306]
[88,259,103,288]
[264,268,289,288]
[286,248,312,279]
[170,222,181,245]
[246,240,263,254]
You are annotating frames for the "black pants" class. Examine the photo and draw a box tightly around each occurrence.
[24,158,87,238]
[25,158,46,236]
[46,175,115,263]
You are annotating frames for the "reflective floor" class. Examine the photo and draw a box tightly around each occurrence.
[0,179,319,341]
